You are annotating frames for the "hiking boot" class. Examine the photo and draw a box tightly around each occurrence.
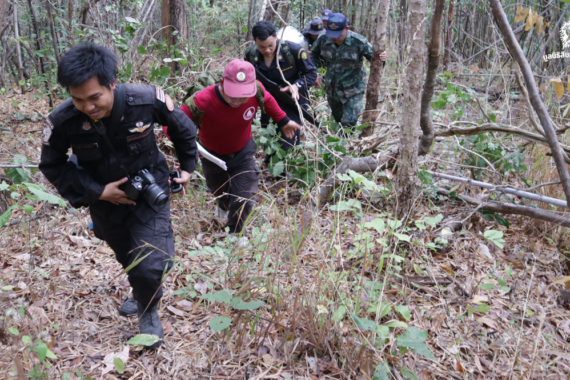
[138,303,164,348]
[118,296,138,317]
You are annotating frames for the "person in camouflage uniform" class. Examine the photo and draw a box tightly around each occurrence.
[310,12,385,128]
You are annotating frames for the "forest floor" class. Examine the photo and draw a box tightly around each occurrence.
[0,85,569,380]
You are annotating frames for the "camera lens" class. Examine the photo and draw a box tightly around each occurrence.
[144,183,168,206]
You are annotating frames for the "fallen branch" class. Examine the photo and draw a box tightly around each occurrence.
[437,188,570,227]
[427,170,568,209]
[434,121,570,162]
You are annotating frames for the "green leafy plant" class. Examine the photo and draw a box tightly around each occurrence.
[1,155,66,228]
[432,72,473,120]
[459,132,527,180]
[200,289,265,333]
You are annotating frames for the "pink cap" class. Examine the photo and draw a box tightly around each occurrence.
[223,59,257,98]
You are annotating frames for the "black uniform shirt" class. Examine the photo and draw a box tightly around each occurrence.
[39,84,197,216]
[248,40,317,103]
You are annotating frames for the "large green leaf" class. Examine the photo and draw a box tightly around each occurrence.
[210,316,232,333]
[396,326,435,360]
[23,183,66,206]
[230,296,264,310]
[200,289,233,304]
[352,314,377,332]
[0,204,17,227]
[373,362,391,380]
[126,334,160,346]
[114,357,125,374]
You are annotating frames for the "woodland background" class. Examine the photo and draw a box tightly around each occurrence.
[0,0,569,379]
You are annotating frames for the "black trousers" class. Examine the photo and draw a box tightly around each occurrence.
[91,201,175,309]
[201,138,260,233]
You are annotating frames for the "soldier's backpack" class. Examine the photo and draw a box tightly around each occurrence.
[183,70,266,127]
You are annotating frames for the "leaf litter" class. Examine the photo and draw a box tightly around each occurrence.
[0,90,568,379]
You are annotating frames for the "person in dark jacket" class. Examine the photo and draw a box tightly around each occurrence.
[39,43,197,348]
[245,21,317,153]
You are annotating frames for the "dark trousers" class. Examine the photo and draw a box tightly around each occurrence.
[91,202,174,309]
[201,138,260,233]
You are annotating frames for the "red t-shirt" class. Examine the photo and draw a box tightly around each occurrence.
[180,82,288,155]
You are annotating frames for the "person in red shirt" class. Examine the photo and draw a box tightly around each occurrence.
[181,59,301,234]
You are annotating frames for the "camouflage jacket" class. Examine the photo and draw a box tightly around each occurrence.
[310,30,372,99]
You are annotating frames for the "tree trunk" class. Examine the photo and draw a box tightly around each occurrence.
[350,0,357,30]
[489,0,570,208]
[395,0,426,218]
[262,0,279,23]
[397,0,407,65]
[68,0,74,45]
[442,0,455,69]
[417,0,444,155]
[13,3,24,92]
[27,0,52,107]
[246,0,256,41]
[361,0,390,137]
[259,0,267,22]
[0,0,7,33]
[161,0,187,73]
[46,1,60,64]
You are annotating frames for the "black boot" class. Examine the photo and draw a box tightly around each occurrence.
[118,296,138,317]
[138,303,164,348]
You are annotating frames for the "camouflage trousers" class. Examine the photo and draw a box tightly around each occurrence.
[326,90,364,127]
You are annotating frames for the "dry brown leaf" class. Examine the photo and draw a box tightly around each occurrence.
[514,5,528,23]
[66,234,92,247]
[101,346,130,376]
[469,295,489,304]
[525,9,535,31]
[175,299,194,311]
[477,316,499,330]
[536,16,546,34]
[456,358,465,373]
[478,243,494,261]
[262,353,273,366]
[553,275,570,289]
[166,305,186,317]
[550,78,565,99]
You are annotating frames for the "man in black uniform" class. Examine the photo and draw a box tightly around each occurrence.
[245,21,317,153]
[39,44,197,348]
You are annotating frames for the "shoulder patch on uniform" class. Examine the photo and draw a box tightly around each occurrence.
[42,118,54,146]
[298,49,308,60]
[156,87,166,103]
[165,94,174,112]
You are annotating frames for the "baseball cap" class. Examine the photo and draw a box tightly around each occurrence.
[321,9,332,20]
[305,17,325,35]
[223,59,256,98]
[326,13,347,39]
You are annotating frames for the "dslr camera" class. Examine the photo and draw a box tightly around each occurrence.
[122,168,169,206]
